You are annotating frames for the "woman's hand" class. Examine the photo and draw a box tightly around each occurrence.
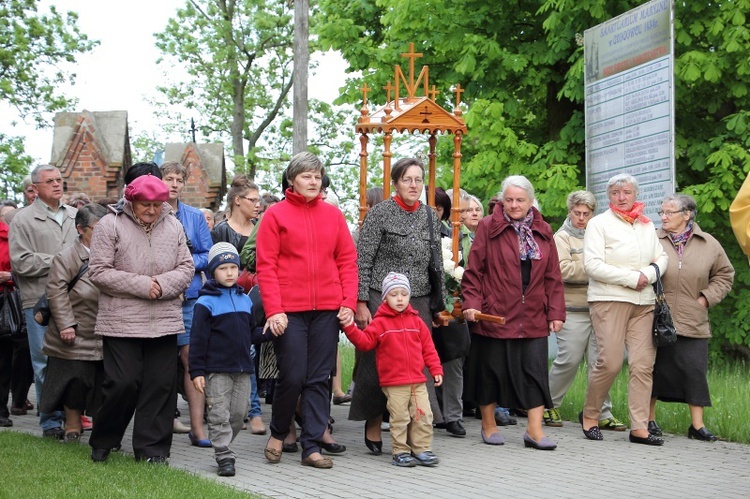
[463,308,480,322]
[59,327,76,345]
[355,301,372,328]
[149,278,162,300]
[193,376,205,394]
[434,374,443,387]
[548,320,563,333]
[697,296,708,308]
[267,313,288,336]
[338,307,354,327]
[0,271,11,283]
[635,272,648,291]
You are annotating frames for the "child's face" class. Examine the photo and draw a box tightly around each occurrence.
[214,263,238,287]
[385,288,410,312]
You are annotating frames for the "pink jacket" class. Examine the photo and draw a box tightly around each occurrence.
[88,202,194,338]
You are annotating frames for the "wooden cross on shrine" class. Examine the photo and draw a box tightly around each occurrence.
[401,43,423,94]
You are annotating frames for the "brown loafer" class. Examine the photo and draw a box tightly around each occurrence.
[301,455,333,469]
[264,446,282,464]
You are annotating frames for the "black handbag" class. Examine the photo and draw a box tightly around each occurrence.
[33,263,89,326]
[650,263,677,347]
[426,207,445,315]
[432,318,471,362]
[0,287,26,338]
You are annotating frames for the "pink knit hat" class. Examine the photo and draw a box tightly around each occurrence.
[124,174,169,202]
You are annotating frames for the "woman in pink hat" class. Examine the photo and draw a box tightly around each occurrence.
[87,174,194,464]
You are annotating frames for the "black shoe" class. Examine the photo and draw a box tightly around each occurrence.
[433,422,447,429]
[321,442,346,454]
[445,420,466,437]
[282,441,299,453]
[145,456,169,464]
[43,427,64,440]
[648,420,663,436]
[217,458,236,477]
[0,417,12,427]
[629,432,664,446]
[91,447,111,463]
[364,421,383,455]
[688,425,718,442]
[579,412,603,441]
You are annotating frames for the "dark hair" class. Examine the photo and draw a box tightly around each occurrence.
[226,175,259,214]
[390,158,424,185]
[124,162,162,185]
[487,195,500,215]
[366,187,384,209]
[434,188,452,221]
[75,203,108,229]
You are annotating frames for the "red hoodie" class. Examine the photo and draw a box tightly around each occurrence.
[257,189,358,317]
[0,220,13,291]
[343,301,443,387]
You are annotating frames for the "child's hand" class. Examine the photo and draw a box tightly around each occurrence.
[433,375,443,387]
[340,316,354,327]
[193,376,205,394]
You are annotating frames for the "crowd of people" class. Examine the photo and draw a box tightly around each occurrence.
[0,158,738,476]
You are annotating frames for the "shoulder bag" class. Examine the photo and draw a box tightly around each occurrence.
[650,263,677,347]
[33,263,89,326]
[0,287,26,338]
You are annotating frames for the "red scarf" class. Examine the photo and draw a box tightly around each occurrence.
[394,195,420,212]
[610,202,650,224]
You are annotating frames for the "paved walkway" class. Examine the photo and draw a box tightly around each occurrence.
[4,393,750,498]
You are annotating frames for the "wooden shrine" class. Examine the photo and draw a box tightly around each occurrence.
[355,43,468,265]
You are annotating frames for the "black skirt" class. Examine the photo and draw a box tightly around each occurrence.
[39,356,103,414]
[463,333,552,410]
[348,290,443,423]
[652,336,711,406]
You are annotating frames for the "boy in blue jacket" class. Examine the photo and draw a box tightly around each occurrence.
[190,242,265,477]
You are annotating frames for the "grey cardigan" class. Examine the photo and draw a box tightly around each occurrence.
[356,198,444,301]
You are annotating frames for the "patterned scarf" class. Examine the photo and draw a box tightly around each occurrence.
[134,215,155,237]
[503,206,541,261]
[668,220,693,258]
[610,202,650,224]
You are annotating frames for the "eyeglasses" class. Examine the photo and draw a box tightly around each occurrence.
[35,178,63,186]
[399,177,423,185]
[240,196,260,204]
[657,209,685,217]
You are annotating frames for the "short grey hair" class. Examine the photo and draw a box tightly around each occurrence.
[466,194,484,215]
[21,175,33,191]
[286,152,325,183]
[662,193,697,221]
[500,175,535,201]
[606,173,639,196]
[566,190,597,212]
[30,164,59,184]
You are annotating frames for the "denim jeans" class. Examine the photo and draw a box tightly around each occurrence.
[247,345,261,418]
[23,308,64,430]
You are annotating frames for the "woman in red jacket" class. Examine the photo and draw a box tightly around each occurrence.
[462,175,566,450]
[257,152,358,469]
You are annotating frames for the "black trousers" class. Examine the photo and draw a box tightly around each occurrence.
[89,335,177,459]
[0,338,33,416]
[270,310,338,459]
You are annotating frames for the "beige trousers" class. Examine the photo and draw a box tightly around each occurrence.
[382,383,434,455]
[584,301,656,431]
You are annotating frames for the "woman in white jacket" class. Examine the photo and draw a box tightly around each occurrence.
[580,174,667,446]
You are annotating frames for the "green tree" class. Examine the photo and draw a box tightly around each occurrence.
[0,0,97,126]
[154,0,294,179]
[0,134,33,203]
[316,0,750,354]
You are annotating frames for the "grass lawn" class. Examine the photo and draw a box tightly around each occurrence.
[0,431,256,498]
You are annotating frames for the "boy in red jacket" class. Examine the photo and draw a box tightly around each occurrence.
[340,272,443,467]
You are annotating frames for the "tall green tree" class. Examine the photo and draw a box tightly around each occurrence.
[0,134,33,203]
[154,0,294,179]
[316,0,750,354]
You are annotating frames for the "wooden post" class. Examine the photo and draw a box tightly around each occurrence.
[452,132,464,266]
[358,133,369,227]
[428,133,437,207]
[383,131,392,199]
[292,0,309,154]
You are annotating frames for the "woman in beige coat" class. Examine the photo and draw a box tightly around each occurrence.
[648,194,734,441]
[88,175,194,463]
[40,204,108,443]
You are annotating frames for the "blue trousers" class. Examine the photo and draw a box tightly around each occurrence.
[270,310,338,459]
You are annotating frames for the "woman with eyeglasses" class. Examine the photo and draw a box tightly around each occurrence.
[581,173,668,446]
[647,194,733,441]
[349,157,446,462]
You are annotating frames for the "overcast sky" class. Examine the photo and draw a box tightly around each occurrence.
[3,0,347,164]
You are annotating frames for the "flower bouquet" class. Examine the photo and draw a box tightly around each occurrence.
[440,237,464,317]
